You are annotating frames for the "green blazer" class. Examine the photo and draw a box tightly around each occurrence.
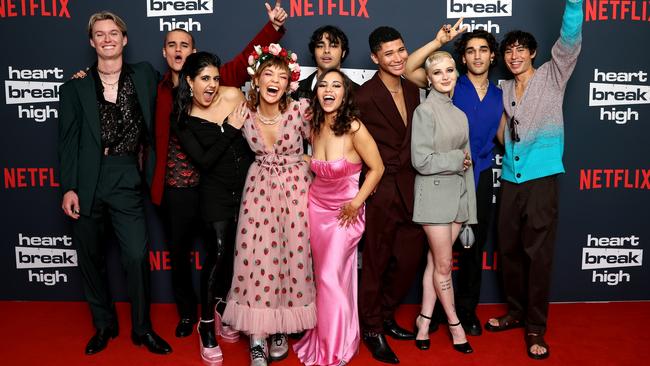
[58,62,158,215]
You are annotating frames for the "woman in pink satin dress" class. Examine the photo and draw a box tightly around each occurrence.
[294,69,384,366]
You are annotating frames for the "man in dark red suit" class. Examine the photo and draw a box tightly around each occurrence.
[356,26,426,364]
[150,2,288,338]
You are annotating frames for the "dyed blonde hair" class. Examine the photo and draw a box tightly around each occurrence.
[87,11,128,38]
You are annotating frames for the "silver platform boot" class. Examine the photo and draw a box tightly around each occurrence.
[249,336,268,366]
[268,333,289,361]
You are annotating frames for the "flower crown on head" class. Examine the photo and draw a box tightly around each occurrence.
[247,43,301,92]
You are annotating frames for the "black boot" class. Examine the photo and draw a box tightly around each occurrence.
[383,318,415,340]
[363,332,399,364]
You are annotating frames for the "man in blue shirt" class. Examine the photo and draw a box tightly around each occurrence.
[405,22,503,338]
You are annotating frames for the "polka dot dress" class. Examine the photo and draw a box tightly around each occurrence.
[223,99,316,335]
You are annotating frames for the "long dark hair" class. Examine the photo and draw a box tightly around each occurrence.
[311,68,359,137]
[172,51,222,127]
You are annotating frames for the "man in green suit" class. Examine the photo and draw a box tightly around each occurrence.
[58,11,171,356]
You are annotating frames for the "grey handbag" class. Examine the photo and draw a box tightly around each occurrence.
[459,224,475,249]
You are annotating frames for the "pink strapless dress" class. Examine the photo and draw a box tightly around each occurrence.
[294,158,363,366]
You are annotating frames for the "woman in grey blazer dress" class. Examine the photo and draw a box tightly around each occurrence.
[410,51,477,353]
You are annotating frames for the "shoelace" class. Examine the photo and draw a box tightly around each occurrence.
[250,345,267,360]
[271,334,286,346]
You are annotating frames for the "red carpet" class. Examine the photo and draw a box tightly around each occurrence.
[1,301,648,365]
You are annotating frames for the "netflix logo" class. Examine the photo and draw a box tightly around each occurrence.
[0,0,70,18]
[579,169,650,190]
[585,0,650,22]
[289,0,369,18]
[3,167,59,189]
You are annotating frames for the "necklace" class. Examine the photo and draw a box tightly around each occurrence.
[388,86,402,94]
[257,112,282,125]
[98,68,121,76]
[472,80,489,91]
[100,77,119,90]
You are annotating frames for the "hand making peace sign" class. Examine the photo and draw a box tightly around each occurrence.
[435,17,467,45]
[266,1,288,30]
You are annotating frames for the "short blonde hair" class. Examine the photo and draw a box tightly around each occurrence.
[87,11,128,39]
[424,51,455,73]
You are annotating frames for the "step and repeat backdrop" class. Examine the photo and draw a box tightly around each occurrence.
[0,0,648,304]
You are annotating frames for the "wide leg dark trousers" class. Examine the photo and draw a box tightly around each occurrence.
[74,156,152,335]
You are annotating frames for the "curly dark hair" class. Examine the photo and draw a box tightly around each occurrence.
[311,68,360,137]
[246,56,292,113]
[172,51,222,127]
[453,29,499,70]
[308,25,350,64]
[368,26,403,54]
[500,30,538,65]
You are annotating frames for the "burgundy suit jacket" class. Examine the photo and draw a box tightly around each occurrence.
[356,72,420,216]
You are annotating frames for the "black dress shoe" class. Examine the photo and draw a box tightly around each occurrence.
[85,327,118,355]
[175,318,195,338]
[460,311,482,336]
[383,319,415,340]
[131,331,173,354]
[363,332,399,364]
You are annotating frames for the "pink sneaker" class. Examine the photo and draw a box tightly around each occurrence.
[198,324,223,366]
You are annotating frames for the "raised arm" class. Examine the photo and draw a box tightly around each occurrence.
[338,121,384,227]
[219,1,287,87]
[411,105,465,175]
[404,18,466,88]
[549,0,583,87]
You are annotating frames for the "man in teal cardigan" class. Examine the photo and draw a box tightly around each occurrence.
[58,11,170,356]
[486,0,583,360]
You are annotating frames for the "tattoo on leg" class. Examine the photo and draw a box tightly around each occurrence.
[440,279,452,291]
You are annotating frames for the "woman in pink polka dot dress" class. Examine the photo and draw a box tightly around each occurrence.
[222,44,316,366]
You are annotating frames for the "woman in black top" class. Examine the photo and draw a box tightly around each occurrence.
[171,52,252,365]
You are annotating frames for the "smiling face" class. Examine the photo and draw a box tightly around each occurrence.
[163,30,196,73]
[462,37,494,77]
[316,70,346,115]
[89,19,127,60]
[427,57,457,96]
[187,65,220,109]
[254,63,290,106]
[503,42,536,76]
[371,38,408,77]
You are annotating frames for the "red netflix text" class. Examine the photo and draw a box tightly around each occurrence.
[150,250,202,271]
[579,169,650,190]
[290,0,369,18]
[4,167,59,188]
[452,251,498,271]
[585,0,650,21]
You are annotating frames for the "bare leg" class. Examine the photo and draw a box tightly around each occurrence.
[416,250,437,340]
[423,223,468,346]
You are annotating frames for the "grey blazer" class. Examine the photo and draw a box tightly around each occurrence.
[411,90,477,225]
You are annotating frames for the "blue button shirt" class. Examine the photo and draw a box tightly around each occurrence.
[452,75,503,186]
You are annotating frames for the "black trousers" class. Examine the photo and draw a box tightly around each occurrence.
[162,186,202,322]
[359,175,427,333]
[74,156,151,335]
[498,175,558,335]
[201,219,237,320]
[455,168,494,313]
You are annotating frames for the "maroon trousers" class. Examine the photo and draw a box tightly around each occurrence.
[498,175,558,335]
[359,175,426,333]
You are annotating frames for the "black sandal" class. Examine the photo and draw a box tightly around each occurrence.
[484,313,524,332]
[448,321,473,354]
[525,333,550,360]
[413,314,431,350]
